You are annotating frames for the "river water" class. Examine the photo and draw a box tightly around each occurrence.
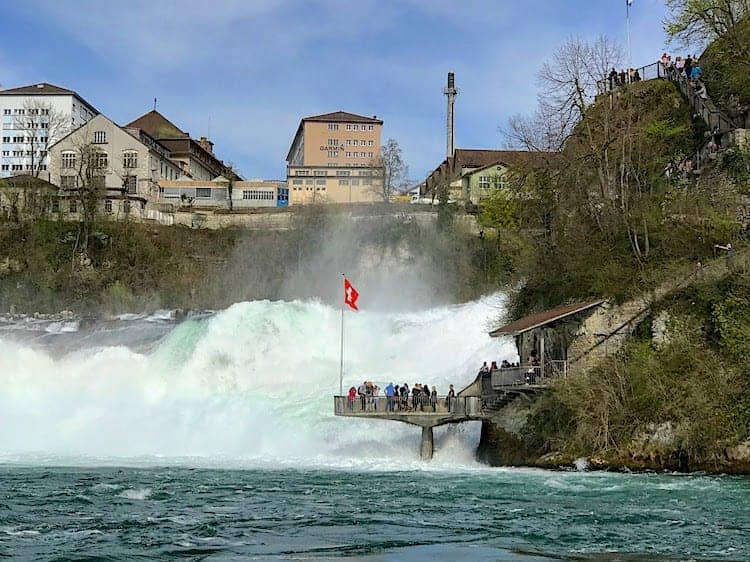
[0,298,748,560]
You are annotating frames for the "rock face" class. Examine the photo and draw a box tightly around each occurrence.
[477,402,750,474]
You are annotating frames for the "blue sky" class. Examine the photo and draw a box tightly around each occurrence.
[0,0,672,180]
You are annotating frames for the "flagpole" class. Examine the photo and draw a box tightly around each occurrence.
[626,0,632,68]
[339,273,344,396]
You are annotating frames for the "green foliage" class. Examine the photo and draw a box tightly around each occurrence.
[711,289,750,360]
[721,145,750,188]
[478,189,519,230]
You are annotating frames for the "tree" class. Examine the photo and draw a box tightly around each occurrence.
[373,138,408,202]
[665,0,750,50]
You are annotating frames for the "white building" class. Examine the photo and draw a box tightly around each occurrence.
[48,114,182,219]
[0,82,98,178]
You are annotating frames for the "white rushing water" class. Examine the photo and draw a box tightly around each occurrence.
[0,297,517,469]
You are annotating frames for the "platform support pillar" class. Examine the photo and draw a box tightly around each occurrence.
[420,425,434,460]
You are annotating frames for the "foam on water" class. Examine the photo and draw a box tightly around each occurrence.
[0,296,516,469]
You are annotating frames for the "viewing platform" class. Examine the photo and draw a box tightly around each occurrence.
[333,395,484,459]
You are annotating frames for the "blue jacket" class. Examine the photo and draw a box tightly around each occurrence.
[385,383,395,397]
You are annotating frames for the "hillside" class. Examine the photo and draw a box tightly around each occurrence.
[481,70,750,472]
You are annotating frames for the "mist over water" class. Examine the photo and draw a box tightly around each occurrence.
[0,295,514,466]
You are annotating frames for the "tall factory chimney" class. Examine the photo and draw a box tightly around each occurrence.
[444,71,458,158]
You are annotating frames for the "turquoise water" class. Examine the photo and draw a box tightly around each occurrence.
[1,466,748,560]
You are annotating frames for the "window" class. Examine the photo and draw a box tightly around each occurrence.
[1,151,7,156]
[368,152,373,158]
[123,151,138,169]
[353,124,359,131]
[105,199,113,213]
[314,170,326,176]
[368,140,374,146]
[12,136,23,143]
[69,200,77,213]
[369,125,374,131]
[196,188,211,198]
[304,179,313,185]
[336,170,350,176]
[93,130,107,144]
[327,150,338,158]
[51,200,59,213]
[346,124,352,131]
[292,179,303,185]
[478,176,491,189]
[327,138,338,146]
[2,109,9,115]
[1,165,8,171]
[61,151,76,169]
[339,179,349,186]
[1,136,9,143]
[125,175,137,194]
[296,170,309,176]
[315,179,326,185]
[346,152,352,158]
[328,123,339,131]
[242,190,274,200]
[92,151,108,170]
[61,176,76,188]
[351,179,360,186]
[492,175,508,189]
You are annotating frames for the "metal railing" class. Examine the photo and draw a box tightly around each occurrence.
[596,62,664,94]
[490,360,568,388]
[333,395,482,417]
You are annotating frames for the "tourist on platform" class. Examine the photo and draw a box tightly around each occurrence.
[446,384,456,412]
[347,386,357,411]
[695,80,708,100]
[619,69,627,86]
[490,361,499,372]
[674,56,685,76]
[422,383,431,410]
[364,382,374,411]
[400,384,409,411]
[371,383,380,411]
[690,64,702,84]
[412,384,421,411]
[357,381,367,411]
[385,382,395,413]
[478,361,490,375]
[633,69,641,82]
[430,386,438,412]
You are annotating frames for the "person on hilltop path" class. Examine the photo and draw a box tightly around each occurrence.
[430,386,438,412]
[608,67,617,91]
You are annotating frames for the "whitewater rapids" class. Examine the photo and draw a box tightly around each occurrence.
[0,297,516,469]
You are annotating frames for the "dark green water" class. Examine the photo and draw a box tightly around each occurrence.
[0,466,747,561]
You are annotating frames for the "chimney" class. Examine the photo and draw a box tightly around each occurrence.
[198,136,214,154]
[443,71,458,158]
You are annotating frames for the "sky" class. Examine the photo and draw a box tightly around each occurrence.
[0,0,673,181]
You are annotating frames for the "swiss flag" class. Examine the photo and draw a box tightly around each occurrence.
[344,278,359,311]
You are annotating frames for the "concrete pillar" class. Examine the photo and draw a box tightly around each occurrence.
[420,425,434,460]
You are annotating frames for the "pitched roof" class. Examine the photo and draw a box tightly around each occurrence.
[302,111,383,124]
[0,82,76,95]
[453,149,535,169]
[489,300,604,337]
[126,110,187,140]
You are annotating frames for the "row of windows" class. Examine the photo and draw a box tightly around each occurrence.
[242,190,274,200]
[344,151,374,158]
[1,164,47,171]
[1,150,46,157]
[294,169,373,177]
[326,123,376,131]
[2,135,49,144]
[291,178,372,186]
[478,175,509,189]
[2,108,50,116]
[61,150,138,170]
[292,186,326,191]
[326,138,375,147]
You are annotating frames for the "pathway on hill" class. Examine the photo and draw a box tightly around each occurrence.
[567,247,750,375]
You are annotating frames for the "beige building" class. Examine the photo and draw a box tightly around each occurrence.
[48,114,182,218]
[286,111,383,204]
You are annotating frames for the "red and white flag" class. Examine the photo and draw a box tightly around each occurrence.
[344,278,359,311]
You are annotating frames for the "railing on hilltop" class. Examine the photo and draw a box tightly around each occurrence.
[333,395,482,416]
[490,360,568,388]
[596,62,664,94]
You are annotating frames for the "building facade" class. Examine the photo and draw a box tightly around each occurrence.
[48,114,183,218]
[286,111,383,204]
[0,83,98,178]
